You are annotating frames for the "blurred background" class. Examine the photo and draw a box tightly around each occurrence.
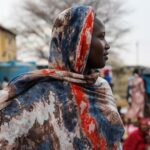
[0,0,150,147]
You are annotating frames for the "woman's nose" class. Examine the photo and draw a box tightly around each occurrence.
[105,41,110,50]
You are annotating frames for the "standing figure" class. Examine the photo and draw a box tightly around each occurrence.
[126,69,145,119]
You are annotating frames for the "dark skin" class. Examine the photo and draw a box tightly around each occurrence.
[85,17,110,73]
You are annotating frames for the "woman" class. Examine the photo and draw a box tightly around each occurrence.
[0,6,124,150]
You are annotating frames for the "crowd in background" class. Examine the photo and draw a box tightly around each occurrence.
[101,66,150,149]
[120,68,150,150]
[0,66,150,149]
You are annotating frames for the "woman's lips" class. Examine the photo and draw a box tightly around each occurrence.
[104,56,108,60]
[104,53,109,60]
[104,52,109,56]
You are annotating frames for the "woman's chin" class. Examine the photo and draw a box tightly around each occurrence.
[99,63,105,69]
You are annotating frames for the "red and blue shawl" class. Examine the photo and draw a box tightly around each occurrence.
[0,6,124,150]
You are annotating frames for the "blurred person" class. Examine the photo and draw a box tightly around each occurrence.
[104,68,113,89]
[2,76,9,89]
[123,117,150,150]
[126,68,145,119]
[0,6,124,149]
[101,66,113,90]
[123,118,138,141]
[126,75,134,106]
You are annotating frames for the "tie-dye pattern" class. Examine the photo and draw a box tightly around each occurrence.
[0,6,124,150]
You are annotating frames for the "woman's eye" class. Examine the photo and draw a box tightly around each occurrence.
[99,35,105,39]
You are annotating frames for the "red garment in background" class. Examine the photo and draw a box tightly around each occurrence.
[123,129,146,150]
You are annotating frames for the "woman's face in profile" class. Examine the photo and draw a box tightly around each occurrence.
[87,18,110,69]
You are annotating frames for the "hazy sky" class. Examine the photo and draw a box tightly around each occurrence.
[120,0,150,67]
[0,0,150,67]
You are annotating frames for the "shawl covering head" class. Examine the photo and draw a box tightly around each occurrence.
[0,5,124,150]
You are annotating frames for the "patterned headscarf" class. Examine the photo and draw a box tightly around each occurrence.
[0,6,124,149]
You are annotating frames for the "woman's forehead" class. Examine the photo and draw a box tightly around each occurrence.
[94,18,105,32]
